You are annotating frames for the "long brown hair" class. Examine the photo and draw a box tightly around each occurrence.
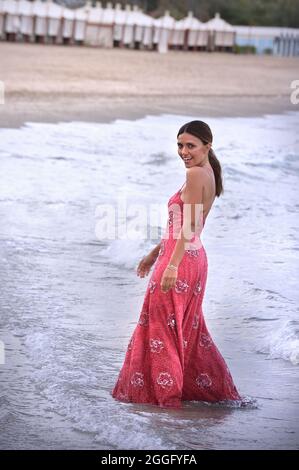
[177,120,224,197]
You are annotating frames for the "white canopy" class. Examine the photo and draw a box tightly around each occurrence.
[32,0,48,18]
[101,2,114,25]
[180,11,202,30]
[87,6,102,24]
[205,12,234,32]
[3,0,18,15]
[114,3,128,26]
[47,1,62,20]
[135,11,154,27]
[74,6,87,22]
[18,0,33,17]
[154,11,175,30]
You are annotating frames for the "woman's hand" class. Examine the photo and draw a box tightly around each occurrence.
[160,267,178,293]
[136,253,156,278]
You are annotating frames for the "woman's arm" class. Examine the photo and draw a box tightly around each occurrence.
[136,241,161,278]
[148,241,161,261]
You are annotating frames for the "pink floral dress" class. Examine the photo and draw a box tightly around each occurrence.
[112,185,241,408]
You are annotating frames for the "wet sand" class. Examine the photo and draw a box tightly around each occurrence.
[0,42,298,127]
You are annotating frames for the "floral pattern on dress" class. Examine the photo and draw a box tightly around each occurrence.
[112,184,242,408]
[138,310,149,327]
[149,280,156,293]
[150,339,164,353]
[199,333,212,348]
[157,372,174,389]
[131,372,144,388]
[167,313,176,329]
[186,249,200,258]
[196,373,212,389]
[192,313,199,329]
[175,279,189,293]
[117,391,129,402]
[194,281,202,295]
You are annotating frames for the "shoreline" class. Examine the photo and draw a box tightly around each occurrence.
[1,42,298,128]
[1,94,295,128]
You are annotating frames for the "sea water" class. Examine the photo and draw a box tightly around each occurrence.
[0,112,298,449]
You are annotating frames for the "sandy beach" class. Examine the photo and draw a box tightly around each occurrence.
[0,42,298,127]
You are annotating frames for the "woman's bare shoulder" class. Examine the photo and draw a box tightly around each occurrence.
[186,166,210,185]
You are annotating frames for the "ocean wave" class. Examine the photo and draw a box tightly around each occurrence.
[99,229,160,270]
[257,320,299,365]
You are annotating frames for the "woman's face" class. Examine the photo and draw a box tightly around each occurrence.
[177,132,211,167]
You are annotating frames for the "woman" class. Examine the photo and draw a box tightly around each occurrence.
[112,120,241,408]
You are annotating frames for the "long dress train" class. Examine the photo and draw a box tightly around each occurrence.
[112,185,241,408]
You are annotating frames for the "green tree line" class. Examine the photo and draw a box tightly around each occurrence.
[60,0,299,27]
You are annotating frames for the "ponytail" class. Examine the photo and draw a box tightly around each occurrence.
[208,148,224,197]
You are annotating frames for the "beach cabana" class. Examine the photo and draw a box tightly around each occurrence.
[170,18,185,50]
[61,6,75,44]
[0,0,4,39]
[196,20,209,49]
[3,0,19,40]
[123,5,137,48]
[73,5,87,44]
[153,10,175,53]
[33,0,48,42]
[113,2,128,47]
[97,2,114,48]
[184,11,201,48]
[84,2,103,46]
[179,11,203,49]
[47,0,62,43]
[205,12,235,50]
[134,10,154,49]
[19,0,34,41]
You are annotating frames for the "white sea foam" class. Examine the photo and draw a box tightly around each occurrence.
[258,320,299,365]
